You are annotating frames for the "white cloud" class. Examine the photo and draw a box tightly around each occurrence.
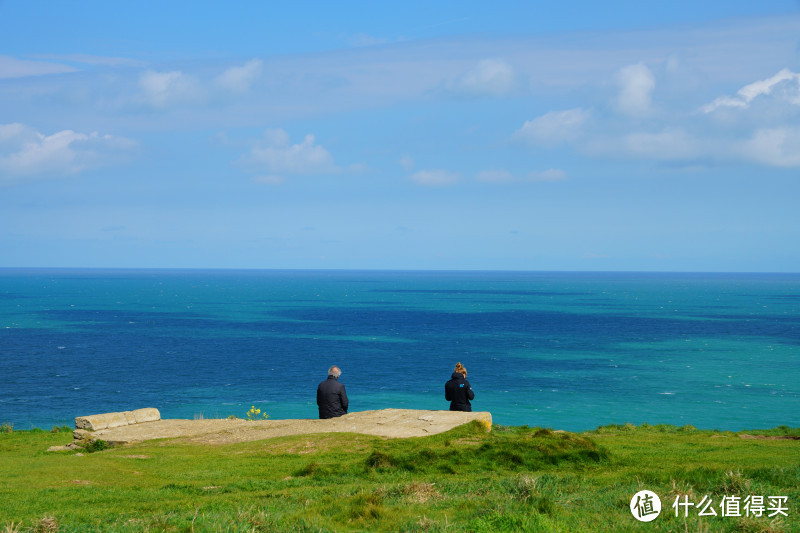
[455,59,518,96]
[582,125,735,166]
[0,123,136,180]
[138,70,204,107]
[616,63,655,116]
[216,59,263,93]
[0,55,76,79]
[409,169,460,186]
[515,66,800,168]
[244,129,337,177]
[535,67,800,168]
[740,127,800,167]
[515,108,590,146]
[702,68,800,113]
[579,125,800,168]
[519,68,800,168]
[0,123,27,143]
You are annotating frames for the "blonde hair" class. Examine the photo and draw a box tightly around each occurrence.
[454,362,467,377]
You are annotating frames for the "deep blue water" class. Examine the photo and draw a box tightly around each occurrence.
[1,269,798,431]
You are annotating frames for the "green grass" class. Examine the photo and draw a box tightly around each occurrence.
[0,422,798,532]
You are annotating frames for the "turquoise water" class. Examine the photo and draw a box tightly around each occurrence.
[0,269,798,431]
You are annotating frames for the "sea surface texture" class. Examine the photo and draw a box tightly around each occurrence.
[1,269,798,431]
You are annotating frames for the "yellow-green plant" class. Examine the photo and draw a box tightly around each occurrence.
[245,406,269,421]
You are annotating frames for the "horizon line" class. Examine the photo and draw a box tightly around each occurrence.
[1,266,798,275]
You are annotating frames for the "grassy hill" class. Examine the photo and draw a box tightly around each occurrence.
[1,422,798,532]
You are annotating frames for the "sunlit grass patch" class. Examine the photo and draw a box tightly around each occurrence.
[0,422,798,531]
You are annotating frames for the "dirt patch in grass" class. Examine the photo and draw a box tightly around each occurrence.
[402,482,441,504]
[738,434,800,441]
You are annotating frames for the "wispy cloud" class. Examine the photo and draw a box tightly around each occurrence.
[0,123,136,181]
[409,169,460,186]
[701,68,800,113]
[596,128,701,161]
[5,15,799,131]
[33,53,146,67]
[616,63,655,116]
[215,59,263,93]
[515,108,591,147]
[454,58,518,96]
[741,127,800,167]
[398,155,415,170]
[242,129,338,180]
[138,70,205,108]
[515,65,800,168]
[0,55,76,79]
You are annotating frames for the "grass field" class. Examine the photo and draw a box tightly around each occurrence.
[1,421,798,532]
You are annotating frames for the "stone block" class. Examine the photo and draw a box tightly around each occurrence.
[75,408,160,430]
[132,408,160,423]
[73,429,91,440]
[104,411,130,429]
[75,414,108,431]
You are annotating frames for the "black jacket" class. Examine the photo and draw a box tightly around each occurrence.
[317,375,348,419]
[445,372,474,412]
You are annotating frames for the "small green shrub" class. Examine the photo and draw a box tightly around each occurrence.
[294,461,319,477]
[293,461,334,478]
[83,439,109,453]
[365,451,397,470]
[345,491,384,523]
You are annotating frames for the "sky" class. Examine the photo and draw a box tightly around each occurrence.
[1,1,799,272]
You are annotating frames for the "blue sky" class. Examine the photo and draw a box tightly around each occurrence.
[1,1,799,271]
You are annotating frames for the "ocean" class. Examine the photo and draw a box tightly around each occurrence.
[1,269,798,432]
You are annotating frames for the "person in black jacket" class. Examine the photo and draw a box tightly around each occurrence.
[445,362,474,412]
[316,365,348,419]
